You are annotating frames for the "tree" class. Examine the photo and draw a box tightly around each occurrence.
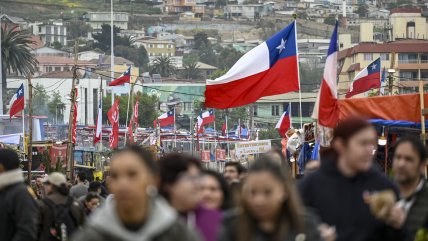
[32,84,50,117]
[68,20,92,39]
[356,4,368,18]
[209,68,228,79]
[218,47,243,70]
[194,32,209,50]
[324,14,337,26]
[183,52,199,66]
[179,61,203,80]
[149,56,176,77]
[47,91,65,123]
[1,24,38,113]
[92,24,133,52]
[52,41,62,50]
[299,63,323,92]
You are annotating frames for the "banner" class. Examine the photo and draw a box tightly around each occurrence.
[108,99,120,148]
[235,140,271,157]
[215,149,226,161]
[201,150,210,162]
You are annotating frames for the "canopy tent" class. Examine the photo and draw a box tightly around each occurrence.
[369,119,428,129]
[339,93,427,123]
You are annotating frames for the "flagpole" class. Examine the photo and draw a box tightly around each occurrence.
[174,107,177,149]
[294,17,303,129]
[99,78,103,150]
[110,0,115,107]
[124,82,133,145]
[213,113,217,148]
[226,110,229,159]
[22,80,26,163]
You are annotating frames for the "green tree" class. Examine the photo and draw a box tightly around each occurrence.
[356,4,368,18]
[92,24,133,52]
[209,68,228,79]
[259,128,281,140]
[134,92,158,127]
[47,91,65,123]
[183,52,199,66]
[194,32,209,50]
[179,61,203,80]
[218,47,243,70]
[32,84,50,117]
[299,63,323,92]
[1,24,38,113]
[149,56,176,77]
[52,41,62,50]
[324,14,337,26]
[68,20,92,39]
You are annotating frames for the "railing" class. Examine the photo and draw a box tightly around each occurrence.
[398,59,419,64]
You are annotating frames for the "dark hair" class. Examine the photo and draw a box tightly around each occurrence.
[394,135,427,163]
[238,155,303,241]
[85,192,100,202]
[88,181,101,192]
[0,148,20,171]
[225,162,246,175]
[53,184,69,196]
[321,117,373,160]
[158,153,201,200]
[112,145,158,174]
[203,169,232,210]
[77,172,87,182]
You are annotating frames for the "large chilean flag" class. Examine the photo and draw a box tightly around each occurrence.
[346,58,381,98]
[205,21,299,108]
[312,22,339,128]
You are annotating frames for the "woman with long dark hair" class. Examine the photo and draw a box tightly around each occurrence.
[218,155,322,241]
[200,170,233,211]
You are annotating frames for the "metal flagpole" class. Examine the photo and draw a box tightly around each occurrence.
[110,0,115,106]
[22,80,26,162]
[294,17,303,129]
[226,110,229,158]
[124,82,133,145]
[99,78,103,150]
[214,113,217,148]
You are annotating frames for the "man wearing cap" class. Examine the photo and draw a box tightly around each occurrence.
[0,148,39,241]
[38,172,85,240]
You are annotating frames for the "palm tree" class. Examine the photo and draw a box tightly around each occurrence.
[1,24,38,112]
[149,56,176,77]
[179,61,203,80]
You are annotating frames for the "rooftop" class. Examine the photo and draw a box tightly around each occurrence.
[390,8,421,14]
[37,56,95,65]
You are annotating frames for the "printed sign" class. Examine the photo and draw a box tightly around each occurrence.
[235,140,271,157]
[215,149,226,161]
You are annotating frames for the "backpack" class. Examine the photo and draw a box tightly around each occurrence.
[42,197,78,241]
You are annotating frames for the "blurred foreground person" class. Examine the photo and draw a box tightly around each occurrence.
[392,136,428,241]
[218,155,323,241]
[72,145,200,241]
[159,153,222,241]
[201,170,233,211]
[223,162,245,184]
[299,118,407,241]
[0,148,39,241]
[38,172,85,241]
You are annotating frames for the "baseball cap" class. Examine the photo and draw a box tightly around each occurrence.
[43,172,67,187]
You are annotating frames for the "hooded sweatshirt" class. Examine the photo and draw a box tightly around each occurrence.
[71,196,201,241]
[0,169,39,241]
[299,152,407,241]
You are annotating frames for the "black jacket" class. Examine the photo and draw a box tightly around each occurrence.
[299,152,407,241]
[217,210,323,241]
[0,170,39,241]
[403,180,428,241]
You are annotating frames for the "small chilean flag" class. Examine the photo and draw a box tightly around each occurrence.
[93,94,102,144]
[109,67,131,86]
[154,110,175,127]
[346,58,381,98]
[275,105,291,137]
[312,21,339,128]
[9,84,25,119]
[205,21,299,108]
[197,109,215,132]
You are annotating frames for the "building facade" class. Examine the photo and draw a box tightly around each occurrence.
[164,0,205,17]
[138,39,176,57]
[31,21,67,46]
[87,12,129,30]
[389,8,427,41]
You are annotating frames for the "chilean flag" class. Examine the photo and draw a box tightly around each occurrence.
[109,67,131,86]
[197,109,215,132]
[154,110,175,127]
[275,105,291,138]
[346,58,381,98]
[9,84,24,119]
[312,22,339,128]
[205,21,299,108]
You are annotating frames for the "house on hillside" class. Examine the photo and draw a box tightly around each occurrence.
[86,12,129,30]
[78,50,105,62]
[30,20,67,46]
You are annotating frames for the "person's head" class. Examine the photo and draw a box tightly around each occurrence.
[393,135,427,186]
[201,169,232,210]
[0,148,20,174]
[85,193,101,212]
[224,162,245,183]
[95,177,100,182]
[238,156,302,240]
[35,176,44,187]
[329,117,377,174]
[109,145,158,213]
[266,148,286,166]
[77,172,87,183]
[88,181,101,194]
[43,172,69,196]
[304,160,320,176]
[159,153,202,213]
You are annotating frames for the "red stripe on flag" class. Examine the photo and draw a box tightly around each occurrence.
[345,72,381,98]
[319,80,339,127]
[10,97,24,119]
[205,56,299,108]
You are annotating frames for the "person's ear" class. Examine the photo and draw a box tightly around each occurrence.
[332,138,345,155]
[0,164,5,173]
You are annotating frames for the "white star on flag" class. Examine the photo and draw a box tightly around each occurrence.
[371,64,377,70]
[276,38,286,54]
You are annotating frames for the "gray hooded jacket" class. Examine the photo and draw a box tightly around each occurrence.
[71,196,201,241]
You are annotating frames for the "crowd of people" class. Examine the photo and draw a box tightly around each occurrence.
[2,117,428,241]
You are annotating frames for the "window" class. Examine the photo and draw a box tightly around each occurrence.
[380,53,389,61]
[271,105,280,116]
[167,44,173,48]
[158,44,164,48]
[183,102,193,111]
[421,54,428,63]
[399,70,418,81]
[398,53,418,64]
[54,67,61,71]
[364,53,373,61]
[253,105,258,116]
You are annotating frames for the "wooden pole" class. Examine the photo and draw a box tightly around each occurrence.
[27,76,33,184]
[66,41,78,183]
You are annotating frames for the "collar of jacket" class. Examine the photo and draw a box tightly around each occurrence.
[0,169,24,190]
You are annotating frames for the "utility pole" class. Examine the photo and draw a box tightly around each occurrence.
[27,76,33,184]
[389,52,396,95]
[248,105,253,140]
[66,41,78,183]
[190,98,194,155]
